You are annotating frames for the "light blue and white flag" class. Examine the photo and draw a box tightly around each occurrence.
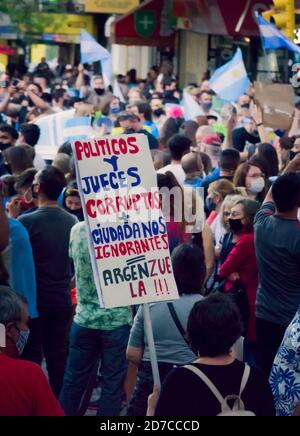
[80,29,112,86]
[209,48,250,102]
[182,89,202,121]
[80,29,110,64]
[113,79,126,103]
[256,12,300,55]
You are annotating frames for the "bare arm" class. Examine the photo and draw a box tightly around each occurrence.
[222,113,236,150]
[250,102,269,144]
[126,346,143,367]
[27,89,49,110]
[75,64,85,90]
[289,109,300,137]
[203,222,215,280]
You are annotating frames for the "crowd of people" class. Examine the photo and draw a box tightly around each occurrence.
[0,58,300,417]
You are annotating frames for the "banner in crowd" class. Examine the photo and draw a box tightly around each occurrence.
[254,82,295,131]
[72,134,179,309]
[35,110,92,160]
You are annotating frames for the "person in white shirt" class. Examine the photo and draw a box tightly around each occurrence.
[157,134,192,185]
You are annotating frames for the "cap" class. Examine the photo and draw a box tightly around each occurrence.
[201,134,222,146]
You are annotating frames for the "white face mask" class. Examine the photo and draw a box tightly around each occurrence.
[248,177,265,194]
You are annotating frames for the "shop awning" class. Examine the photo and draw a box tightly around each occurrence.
[173,0,273,37]
[111,0,176,47]
[0,45,15,55]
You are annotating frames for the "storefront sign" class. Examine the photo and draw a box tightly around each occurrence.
[85,0,139,14]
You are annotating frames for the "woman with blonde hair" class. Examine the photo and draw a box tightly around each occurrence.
[206,179,238,248]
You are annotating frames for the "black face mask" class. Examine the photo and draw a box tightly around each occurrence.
[290,150,300,161]
[205,197,216,212]
[31,185,39,199]
[0,142,13,152]
[241,104,250,109]
[94,88,105,96]
[153,108,165,117]
[65,207,84,221]
[229,218,244,234]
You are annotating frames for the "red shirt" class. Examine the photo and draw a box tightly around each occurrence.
[219,232,259,342]
[0,354,65,416]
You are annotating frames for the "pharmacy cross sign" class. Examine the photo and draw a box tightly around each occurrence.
[135,11,156,38]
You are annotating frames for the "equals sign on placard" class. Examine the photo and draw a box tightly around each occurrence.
[126,256,146,266]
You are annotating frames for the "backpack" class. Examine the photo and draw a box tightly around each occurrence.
[184,364,255,416]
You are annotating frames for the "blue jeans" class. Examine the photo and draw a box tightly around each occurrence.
[59,322,130,416]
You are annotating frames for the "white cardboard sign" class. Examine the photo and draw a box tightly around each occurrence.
[73,134,179,309]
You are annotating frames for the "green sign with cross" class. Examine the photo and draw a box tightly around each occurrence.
[135,11,156,37]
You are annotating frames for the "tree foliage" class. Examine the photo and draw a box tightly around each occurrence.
[0,0,62,36]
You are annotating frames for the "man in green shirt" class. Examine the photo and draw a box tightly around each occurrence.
[59,222,132,416]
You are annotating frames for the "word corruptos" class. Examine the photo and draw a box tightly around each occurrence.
[74,136,139,161]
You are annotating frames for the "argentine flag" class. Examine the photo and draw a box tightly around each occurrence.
[256,12,300,55]
[80,29,112,87]
[209,48,250,102]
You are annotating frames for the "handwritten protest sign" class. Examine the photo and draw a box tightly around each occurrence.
[73,134,179,309]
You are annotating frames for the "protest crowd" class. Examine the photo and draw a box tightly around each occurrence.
[0,55,300,418]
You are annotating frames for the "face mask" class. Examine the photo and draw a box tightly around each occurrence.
[15,327,30,355]
[201,102,213,111]
[153,108,164,117]
[94,88,105,96]
[290,150,300,161]
[31,185,39,199]
[111,107,121,114]
[0,142,12,152]
[241,104,250,109]
[248,177,265,194]
[298,209,300,221]
[229,218,244,234]
[205,197,216,212]
[65,206,84,221]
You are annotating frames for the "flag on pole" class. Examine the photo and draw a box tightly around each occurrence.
[182,89,202,121]
[80,29,112,87]
[209,48,250,102]
[255,12,300,55]
[80,30,110,64]
[113,79,126,103]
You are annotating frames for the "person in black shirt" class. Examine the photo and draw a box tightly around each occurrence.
[148,294,275,416]
[232,117,260,153]
[18,166,77,398]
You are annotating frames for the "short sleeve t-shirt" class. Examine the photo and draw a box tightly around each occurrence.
[155,360,275,416]
[0,354,64,416]
[70,222,132,330]
[254,203,300,325]
[232,127,259,152]
[128,294,202,365]
[19,207,77,309]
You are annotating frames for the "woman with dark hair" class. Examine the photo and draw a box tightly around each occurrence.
[233,156,268,203]
[150,294,275,416]
[218,198,260,359]
[159,118,181,149]
[256,143,279,178]
[126,244,205,416]
[62,181,84,221]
